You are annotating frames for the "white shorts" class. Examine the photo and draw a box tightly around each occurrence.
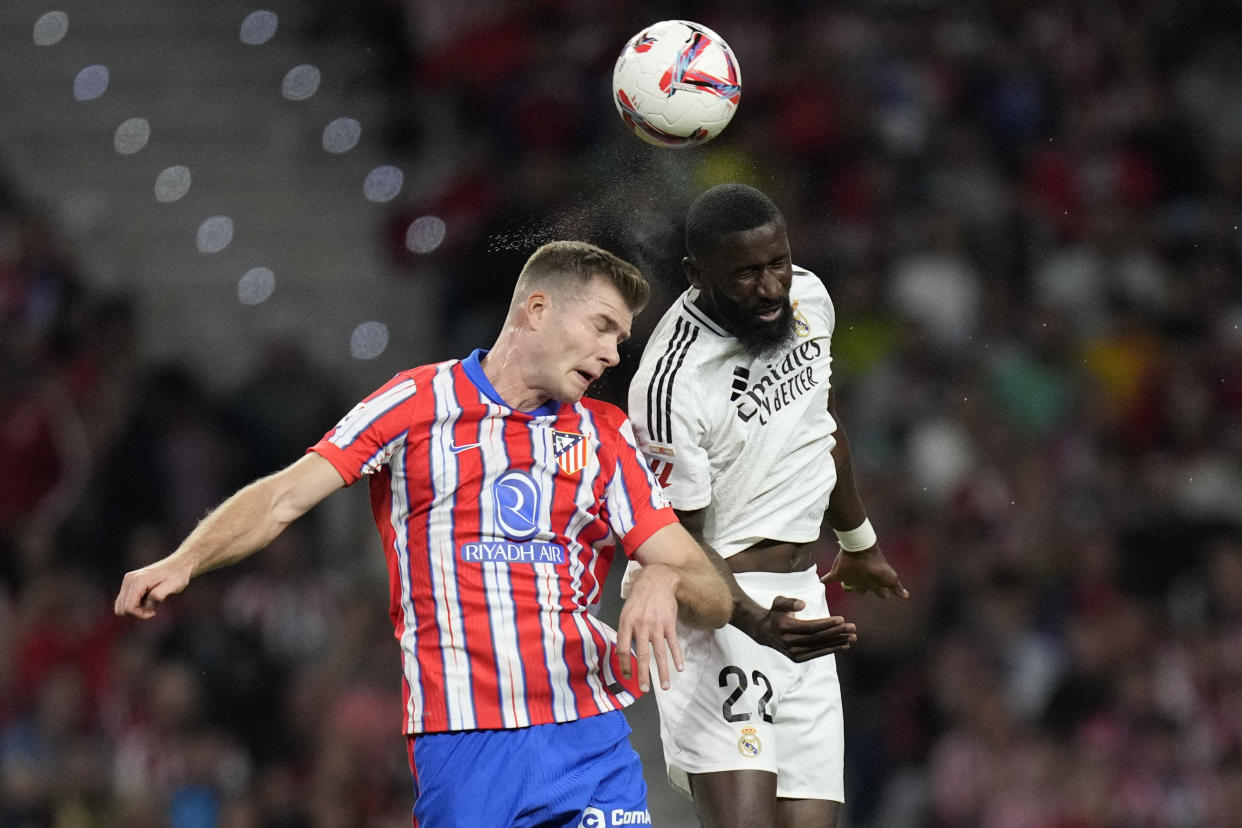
[654,567,844,802]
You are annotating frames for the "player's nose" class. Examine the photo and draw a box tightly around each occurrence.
[757,267,786,299]
[600,339,620,368]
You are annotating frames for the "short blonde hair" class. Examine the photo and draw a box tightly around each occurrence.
[513,241,649,313]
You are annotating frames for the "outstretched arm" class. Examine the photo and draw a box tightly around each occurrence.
[822,387,909,599]
[114,452,345,619]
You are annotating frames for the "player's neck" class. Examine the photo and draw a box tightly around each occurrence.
[479,343,551,412]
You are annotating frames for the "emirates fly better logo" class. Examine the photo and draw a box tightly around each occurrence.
[730,338,826,425]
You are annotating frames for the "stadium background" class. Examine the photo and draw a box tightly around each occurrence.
[3,0,1242,825]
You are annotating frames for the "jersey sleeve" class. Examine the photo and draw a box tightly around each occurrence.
[627,354,714,512]
[599,413,678,556]
[800,267,837,337]
[308,373,419,485]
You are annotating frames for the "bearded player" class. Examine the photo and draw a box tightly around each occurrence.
[626,184,909,828]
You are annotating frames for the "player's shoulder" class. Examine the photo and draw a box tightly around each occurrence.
[791,265,831,300]
[387,363,435,390]
[576,396,640,449]
[578,395,628,427]
[361,361,454,403]
[791,265,836,328]
[641,291,724,362]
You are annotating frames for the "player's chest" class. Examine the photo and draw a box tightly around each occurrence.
[418,413,600,487]
[709,333,833,431]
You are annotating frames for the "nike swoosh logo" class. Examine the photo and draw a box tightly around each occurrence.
[448,443,481,454]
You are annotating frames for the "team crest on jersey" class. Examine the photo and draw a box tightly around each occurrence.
[738,725,762,758]
[792,299,810,338]
[552,430,588,475]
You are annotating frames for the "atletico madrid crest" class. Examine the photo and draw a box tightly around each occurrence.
[552,430,588,475]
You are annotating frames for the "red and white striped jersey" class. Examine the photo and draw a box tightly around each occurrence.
[310,350,676,734]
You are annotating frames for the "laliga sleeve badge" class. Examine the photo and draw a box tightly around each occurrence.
[738,725,762,758]
[792,299,810,338]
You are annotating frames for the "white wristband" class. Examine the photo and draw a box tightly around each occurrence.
[833,518,877,552]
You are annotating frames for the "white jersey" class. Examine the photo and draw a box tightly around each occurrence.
[628,266,838,559]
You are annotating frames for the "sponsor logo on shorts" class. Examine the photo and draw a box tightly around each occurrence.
[738,725,762,758]
[578,806,652,827]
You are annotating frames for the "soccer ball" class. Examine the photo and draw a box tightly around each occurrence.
[611,20,741,148]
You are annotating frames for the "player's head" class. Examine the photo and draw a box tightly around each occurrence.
[684,183,795,359]
[511,240,649,316]
[504,241,647,405]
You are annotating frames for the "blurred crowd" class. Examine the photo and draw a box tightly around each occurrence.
[4,0,1242,826]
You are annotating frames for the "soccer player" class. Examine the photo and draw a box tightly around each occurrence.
[627,184,909,828]
[114,241,733,828]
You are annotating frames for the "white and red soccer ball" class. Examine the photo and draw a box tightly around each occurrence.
[611,19,741,148]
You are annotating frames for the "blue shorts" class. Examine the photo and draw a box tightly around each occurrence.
[406,710,650,827]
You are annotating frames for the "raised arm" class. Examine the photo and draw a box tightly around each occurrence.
[113,452,345,619]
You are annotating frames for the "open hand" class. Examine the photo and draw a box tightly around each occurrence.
[821,546,910,599]
[616,563,684,692]
[739,596,857,662]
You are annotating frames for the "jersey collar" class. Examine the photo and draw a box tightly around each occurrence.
[682,288,732,338]
[462,349,561,417]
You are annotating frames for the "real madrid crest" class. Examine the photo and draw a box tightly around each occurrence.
[737,725,762,758]
[792,299,810,338]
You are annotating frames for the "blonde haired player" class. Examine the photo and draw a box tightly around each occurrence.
[116,241,732,828]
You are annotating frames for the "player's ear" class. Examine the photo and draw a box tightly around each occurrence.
[683,256,702,289]
[524,290,550,329]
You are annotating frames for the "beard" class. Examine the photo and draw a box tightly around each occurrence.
[731,300,796,360]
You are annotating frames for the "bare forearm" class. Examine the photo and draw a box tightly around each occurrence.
[672,558,731,629]
[827,409,867,532]
[167,477,296,578]
[698,543,771,632]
